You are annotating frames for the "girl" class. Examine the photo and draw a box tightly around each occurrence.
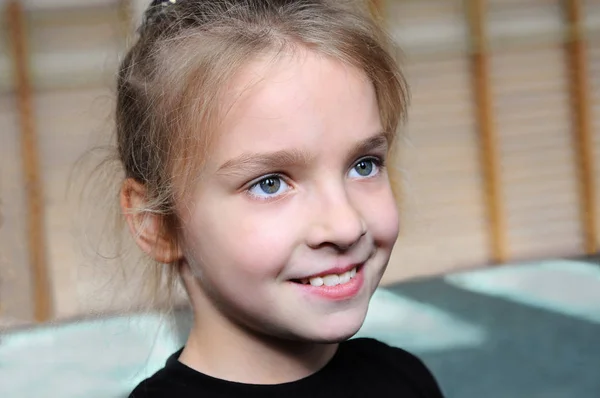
[116,0,444,396]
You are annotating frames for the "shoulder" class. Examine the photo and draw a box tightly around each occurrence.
[128,368,173,398]
[128,349,190,398]
[343,338,444,397]
[345,337,426,365]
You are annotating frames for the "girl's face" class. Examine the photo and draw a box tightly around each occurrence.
[180,50,399,343]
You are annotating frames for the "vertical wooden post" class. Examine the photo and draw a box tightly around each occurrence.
[467,0,508,263]
[369,0,385,21]
[564,0,598,254]
[118,0,135,39]
[6,0,52,322]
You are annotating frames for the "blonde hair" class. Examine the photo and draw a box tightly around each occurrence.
[110,0,407,308]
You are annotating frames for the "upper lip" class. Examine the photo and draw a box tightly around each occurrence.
[294,263,363,280]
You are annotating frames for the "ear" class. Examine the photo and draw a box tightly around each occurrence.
[120,178,183,263]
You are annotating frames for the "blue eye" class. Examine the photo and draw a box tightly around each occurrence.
[349,158,381,179]
[248,175,290,199]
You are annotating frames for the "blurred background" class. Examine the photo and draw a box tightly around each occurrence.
[1,0,599,397]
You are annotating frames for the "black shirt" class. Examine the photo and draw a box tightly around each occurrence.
[129,338,444,397]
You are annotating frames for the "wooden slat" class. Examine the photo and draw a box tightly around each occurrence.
[367,0,385,25]
[118,0,135,40]
[369,0,384,14]
[383,1,489,282]
[565,0,598,254]
[467,0,508,263]
[35,88,115,319]
[6,0,52,322]
[491,0,582,263]
[386,56,488,281]
[0,95,35,324]
[587,1,600,247]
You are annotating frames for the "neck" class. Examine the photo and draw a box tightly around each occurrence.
[179,314,338,385]
[177,261,339,384]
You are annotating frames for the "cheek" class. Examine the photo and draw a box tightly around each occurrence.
[359,185,400,247]
[184,200,297,278]
[237,217,294,273]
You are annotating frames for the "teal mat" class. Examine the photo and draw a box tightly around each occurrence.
[1,259,599,397]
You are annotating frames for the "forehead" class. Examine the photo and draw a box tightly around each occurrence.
[211,49,381,165]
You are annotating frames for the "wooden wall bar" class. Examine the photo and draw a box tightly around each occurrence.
[1,0,597,322]
[6,0,52,322]
[565,0,598,254]
[368,0,385,23]
[467,0,508,263]
[119,0,136,38]
[370,0,384,13]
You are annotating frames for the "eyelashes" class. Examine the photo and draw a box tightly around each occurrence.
[349,156,385,179]
[244,155,386,201]
[247,174,291,200]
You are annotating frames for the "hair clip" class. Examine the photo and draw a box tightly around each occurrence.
[151,0,176,6]
[141,0,178,33]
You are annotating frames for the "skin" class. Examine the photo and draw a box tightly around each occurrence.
[122,49,400,385]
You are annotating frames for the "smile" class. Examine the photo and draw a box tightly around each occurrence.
[290,265,365,301]
[297,266,358,287]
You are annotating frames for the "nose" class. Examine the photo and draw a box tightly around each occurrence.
[306,185,367,251]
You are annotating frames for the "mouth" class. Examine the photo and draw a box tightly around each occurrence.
[291,264,362,288]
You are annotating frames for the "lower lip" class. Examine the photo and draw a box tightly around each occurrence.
[292,267,364,301]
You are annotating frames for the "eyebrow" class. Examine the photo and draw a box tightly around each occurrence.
[216,148,312,177]
[216,132,389,177]
[347,132,389,162]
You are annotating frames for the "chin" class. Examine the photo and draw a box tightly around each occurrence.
[312,324,364,344]
[299,307,369,344]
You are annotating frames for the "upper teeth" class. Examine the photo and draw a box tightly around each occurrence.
[304,267,358,287]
